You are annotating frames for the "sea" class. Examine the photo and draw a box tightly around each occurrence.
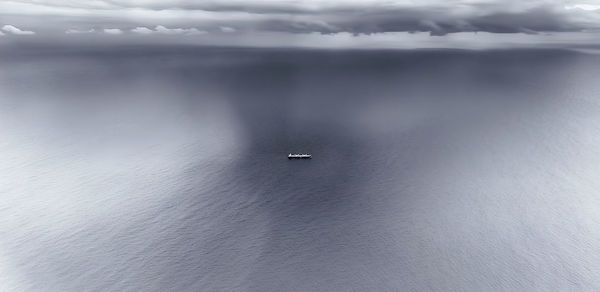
[2,46,600,291]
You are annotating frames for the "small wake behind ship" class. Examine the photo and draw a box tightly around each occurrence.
[288,153,312,159]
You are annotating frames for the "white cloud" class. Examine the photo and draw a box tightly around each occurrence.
[220,26,236,33]
[155,25,207,35]
[1,24,35,35]
[65,28,95,34]
[131,26,153,34]
[0,31,4,36]
[565,4,600,11]
[131,25,207,35]
[103,28,123,34]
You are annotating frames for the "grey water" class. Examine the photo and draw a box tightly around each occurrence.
[2,47,600,291]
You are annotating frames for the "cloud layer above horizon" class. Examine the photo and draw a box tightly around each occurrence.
[1,24,35,35]
[1,0,600,48]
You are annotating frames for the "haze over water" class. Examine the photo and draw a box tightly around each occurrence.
[2,47,600,291]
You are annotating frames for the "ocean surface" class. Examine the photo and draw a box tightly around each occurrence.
[2,47,600,291]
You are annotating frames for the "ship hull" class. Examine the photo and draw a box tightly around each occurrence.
[288,155,312,159]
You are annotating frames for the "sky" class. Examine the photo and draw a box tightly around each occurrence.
[1,0,600,48]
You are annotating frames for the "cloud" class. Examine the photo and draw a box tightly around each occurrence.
[154,25,207,35]
[318,6,582,36]
[565,4,600,11]
[1,24,35,35]
[65,28,95,34]
[103,28,123,35]
[131,27,154,34]
[2,0,600,45]
[131,25,207,35]
[219,26,236,33]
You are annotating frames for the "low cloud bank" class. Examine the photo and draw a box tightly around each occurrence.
[65,28,95,34]
[64,25,208,35]
[2,25,35,35]
[103,28,123,35]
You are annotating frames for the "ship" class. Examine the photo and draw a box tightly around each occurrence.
[288,153,312,159]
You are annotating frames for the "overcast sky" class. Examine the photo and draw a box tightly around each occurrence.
[1,0,600,48]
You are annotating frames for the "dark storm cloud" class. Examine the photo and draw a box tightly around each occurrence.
[253,5,582,36]
[1,0,599,36]
[330,6,579,36]
[1,0,600,50]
